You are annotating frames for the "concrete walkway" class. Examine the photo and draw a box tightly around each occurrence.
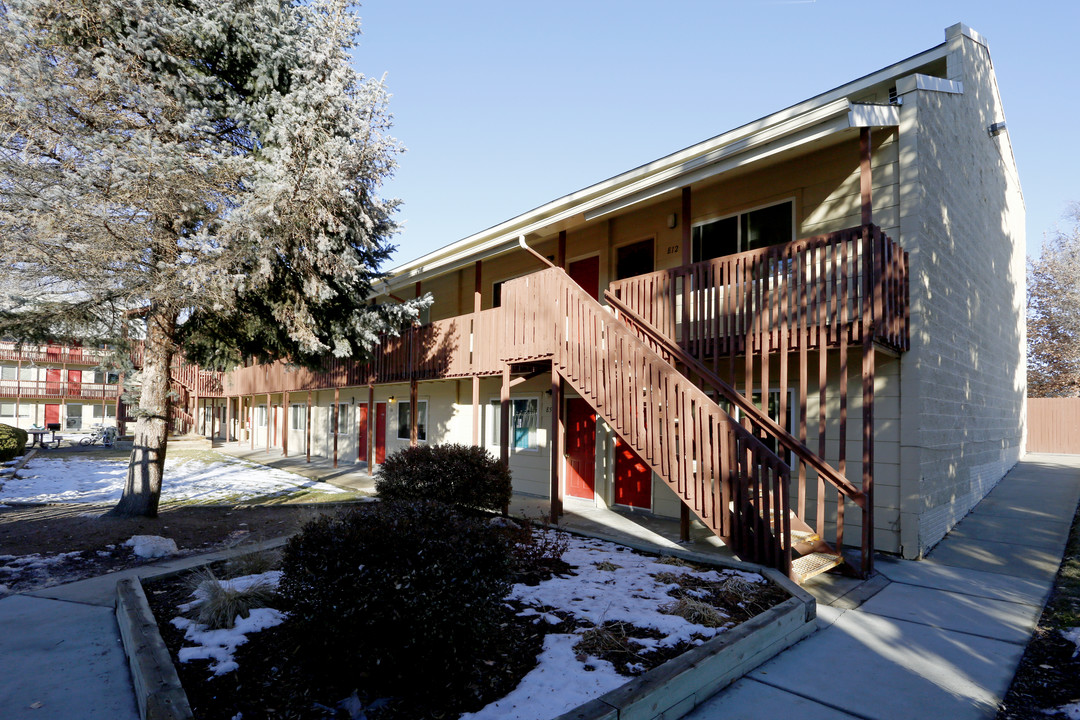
[0,452,1076,719]
[687,453,1080,720]
[0,538,285,720]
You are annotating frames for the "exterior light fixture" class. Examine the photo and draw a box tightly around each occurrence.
[388,396,395,404]
[667,213,678,229]
[988,122,1007,137]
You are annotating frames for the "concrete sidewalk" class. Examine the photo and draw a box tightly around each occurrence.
[688,453,1080,720]
[1,453,1076,719]
[0,538,286,720]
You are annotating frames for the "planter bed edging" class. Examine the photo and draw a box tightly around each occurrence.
[115,533,816,720]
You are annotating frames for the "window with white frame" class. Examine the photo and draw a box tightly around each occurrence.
[396,400,427,441]
[254,404,268,428]
[692,200,794,263]
[0,402,29,419]
[487,396,540,451]
[334,403,352,435]
[0,366,35,381]
[289,404,306,431]
[92,404,116,419]
[66,404,83,430]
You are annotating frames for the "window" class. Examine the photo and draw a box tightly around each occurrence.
[0,366,35,381]
[289,404,306,431]
[487,397,540,451]
[396,400,428,441]
[254,404,268,428]
[0,402,28,419]
[66,404,83,430]
[692,200,794,262]
[334,403,352,435]
[92,404,116,419]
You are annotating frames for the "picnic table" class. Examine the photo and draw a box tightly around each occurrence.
[26,428,61,449]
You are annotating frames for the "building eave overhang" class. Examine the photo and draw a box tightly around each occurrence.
[383,42,941,293]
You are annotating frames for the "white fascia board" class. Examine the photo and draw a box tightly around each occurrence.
[385,44,949,291]
[388,100,853,290]
[848,103,901,128]
[895,73,964,96]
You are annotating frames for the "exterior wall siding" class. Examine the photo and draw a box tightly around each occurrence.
[896,26,1026,558]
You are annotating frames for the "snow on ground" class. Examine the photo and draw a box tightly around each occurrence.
[164,530,769,718]
[462,532,765,720]
[0,454,347,504]
[125,535,179,558]
[172,571,287,676]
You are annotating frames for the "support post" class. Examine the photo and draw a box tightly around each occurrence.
[265,392,271,454]
[306,390,312,463]
[472,259,483,446]
[333,387,340,468]
[225,396,232,442]
[557,230,567,269]
[860,126,875,577]
[549,365,563,522]
[410,379,419,447]
[500,364,511,516]
[368,384,375,467]
[282,391,289,458]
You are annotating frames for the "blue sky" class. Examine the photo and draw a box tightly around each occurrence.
[355,1,1079,267]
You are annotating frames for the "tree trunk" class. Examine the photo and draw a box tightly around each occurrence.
[106,310,178,518]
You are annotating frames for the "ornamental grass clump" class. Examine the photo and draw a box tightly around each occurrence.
[375,443,512,511]
[185,569,278,630]
[279,500,513,695]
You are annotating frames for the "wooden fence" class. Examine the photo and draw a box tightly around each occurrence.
[1027,397,1080,454]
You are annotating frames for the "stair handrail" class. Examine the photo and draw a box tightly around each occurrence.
[605,288,866,508]
[502,267,794,575]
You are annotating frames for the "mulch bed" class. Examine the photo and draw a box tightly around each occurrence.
[144,545,789,720]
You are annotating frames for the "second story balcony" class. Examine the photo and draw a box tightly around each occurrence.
[222,224,908,396]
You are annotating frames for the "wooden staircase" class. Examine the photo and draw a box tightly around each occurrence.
[603,288,867,581]
[499,266,871,582]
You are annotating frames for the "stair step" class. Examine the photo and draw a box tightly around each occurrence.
[791,551,845,583]
[790,530,821,546]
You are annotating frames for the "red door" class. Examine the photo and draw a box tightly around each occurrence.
[568,256,600,300]
[44,404,60,425]
[375,402,387,464]
[357,404,369,462]
[45,368,62,396]
[614,435,651,509]
[67,369,82,397]
[565,399,596,499]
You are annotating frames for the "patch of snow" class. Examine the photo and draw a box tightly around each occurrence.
[0,454,348,504]
[1061,627,1080,658]
[461,633,625,720]
[172,571,286,676]
[124,535,179,559]
[173,608,287,676]
[462,532,767,719]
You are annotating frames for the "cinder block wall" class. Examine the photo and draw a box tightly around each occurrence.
[896,25,1026,558]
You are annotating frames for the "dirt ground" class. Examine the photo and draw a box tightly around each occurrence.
[0,502,349,592]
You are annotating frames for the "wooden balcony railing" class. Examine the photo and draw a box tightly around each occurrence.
[607,224,909,360]
[0,341,112,366]
[0,380,121,401]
